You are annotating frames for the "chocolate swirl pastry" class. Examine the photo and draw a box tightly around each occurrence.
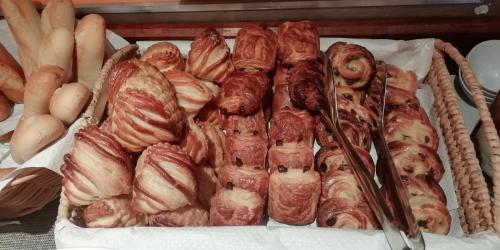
[223,110,266,137]
[387,140,444,181]
[268,168,321,225]
[268,142,314,174]
[217,69,270,116]
[218,164,270,199]
[194,166,218,209]
[384,115,439,151]
[140,42,185,73]
[269,107,314,145]
[164,70,218,117]
[320,172,367,206]
[110,74,185,152]
[62,126,133,206]
[132,143,197,214]
[335,86,364,105]
[149,205,209,227]
[288,60,324,112]
[387,64,418,95]
[410,195,451,235]
[210,187,265,226]
[315,144,375,176]
[181,117,208,165]
[186,29,234,84]
[404,176,446,203]
[327,42,376,89]
[233,26,277,72]
[83,196,147,228]
[317,200,378,229]
[277,21,320,65]
[224,133,268,167]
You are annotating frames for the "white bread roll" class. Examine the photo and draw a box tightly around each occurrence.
[0,43,25,102]
[0,0,41,78]
[38,28,75,82]
[50,82,91,124]
[23,65,65,118]
[40,0,75,37]
[75,14,106,90]
[0,92,13,122]
[10,114,65,164]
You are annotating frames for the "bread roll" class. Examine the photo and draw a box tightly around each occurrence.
[10,114,65,163]
[0,93,13,122]
[0,43,25,102]
[75,14,106,90]
[0,0,41,78]
[49,82,91,124]
[40,0,75,37]
[23,65,64,118]
[38,28,74,82]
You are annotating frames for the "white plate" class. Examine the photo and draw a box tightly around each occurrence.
[466,40,500,93]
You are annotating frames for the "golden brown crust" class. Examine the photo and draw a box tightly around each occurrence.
[320,172,367,206]
[62,126,133,206]
[224,134,267,167]
[288,60,324,112]
[83,196,147,228]
[223,110,266,138]
[199,123,225,175]
[273,64,290,86]
[384,116,439,151]
[268,142,314,174]
[327,42,376,89]
[315,144,375,176]
[233,26,277,72]
[269,107,314,145]
[186,29,234,84]
[218,164,269,199]
[317,200,378,229]
[277,21,320,65]
[140,42,185,73]
[410,195,451,235]
[387,64,418,95]
[272,83,295,113]
[149,205,209,227]
[132,143,197,214]
[209,187,265,226]
[196,100,224,127]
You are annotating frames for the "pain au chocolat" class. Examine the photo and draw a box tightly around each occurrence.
[277,21,320,65]
[233,26,277,72]
[210,187,265,226]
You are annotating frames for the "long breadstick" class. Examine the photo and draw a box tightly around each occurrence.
[40,0,75,37]
[0,0,42,78]
[23,65,65,118]
[38,28,75,82]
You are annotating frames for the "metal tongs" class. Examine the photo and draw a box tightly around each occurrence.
[318,54,425,250]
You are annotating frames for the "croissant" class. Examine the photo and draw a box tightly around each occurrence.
[315,144,375,176]
[277,21,320,65]
[327,42,376,89]
[269,107,314,145]
[225,134,267,167]
[83,196,147,228]
[194,166,218,209]
[233,26,277,72]
[181,117,208,165]
[186,29,234,84]
[210,187,265,226]
[317,200,378,229]
[218,164,269,199]
[267,142,314,174]
[110,74,184,152]
[268,169,321,225]
[217,69,269,116]
[288,60,324,112]
[132,143,197,214]
[140,42,185,73]
[149,205,209,227]
[164,70,217,116]
[223,110,266,137]
[387,141,444,181]
[384,116,439,151]
[62,126,133,206]
[387,64,418,95]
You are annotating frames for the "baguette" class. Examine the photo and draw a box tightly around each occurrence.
[23,65,65,118]
[40,0,75,37]
[0,0,42,78]
[0,92,13,122]
[75,14,106,90]
[38,28,75,82]
[10,114,65,164]
[0,43,25,102]
[50,82,91,124]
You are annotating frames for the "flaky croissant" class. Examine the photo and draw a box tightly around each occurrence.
[327,42,376,89]
[83,196,147,228]
[140,42,185,73]
[132,143,197,214]
[62,126,133,206]
[233,26,277,72]
[210,187,265,226]
[186,29,234,84]
[277,21,320,65]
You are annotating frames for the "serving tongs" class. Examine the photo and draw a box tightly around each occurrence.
[318,54,425,250]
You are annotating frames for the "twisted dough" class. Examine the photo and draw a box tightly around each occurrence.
[327,42,375,89]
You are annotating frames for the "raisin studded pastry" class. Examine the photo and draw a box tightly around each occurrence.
[186,29,234,84]
[83,196,147,228]
[314,111,371,151]
[140,42,185,73]
[387,141,444,182]
[181,117,209,165]
[277,21,320,65]
[326,42,376,89]
[149,205,209,227]
[384,115,439,151]
[410,195,451,235]
[288,60,324,112]
[269,107,314,145]
[223,110,266,137]
[62,126,133,206]
[210,187,265,226]
[387,64,418,95]
[224,133,267,167]
[194,166,218,210]
[218,164,269,199]
[233,26,277,72]
[317,200,378,229]
[315,144,375,177]
[132,143,197,214]
[164,70,218,117]
[268,168,321,225]
[403,176,446,203]
[217,69,269,115]
[267,142,314,174]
